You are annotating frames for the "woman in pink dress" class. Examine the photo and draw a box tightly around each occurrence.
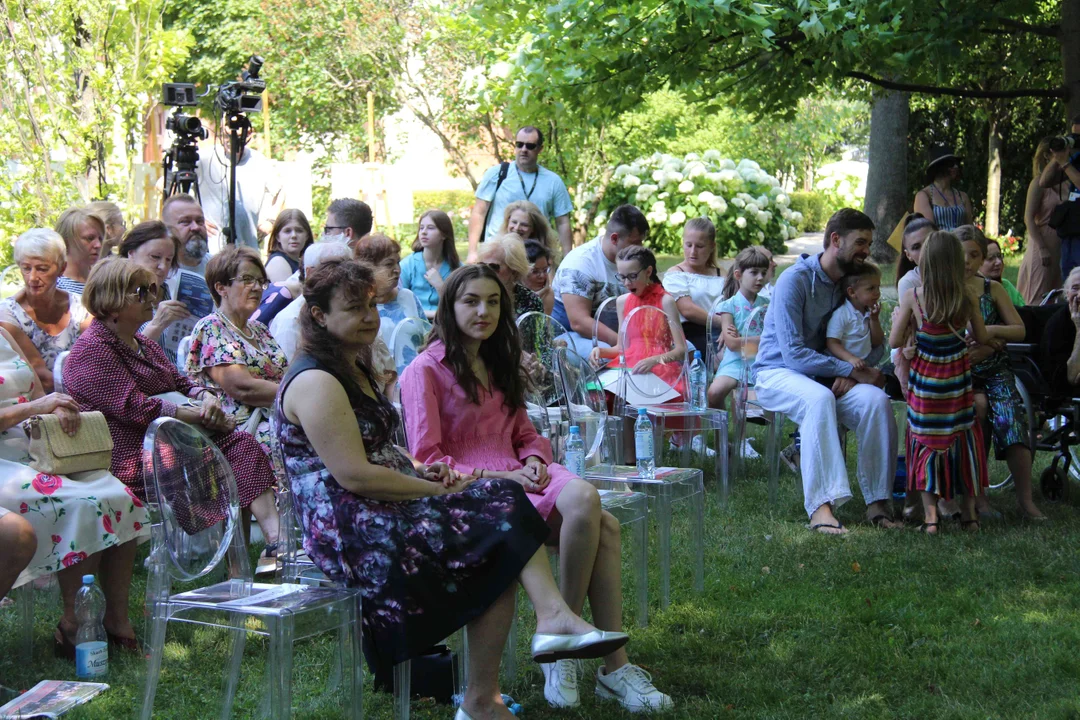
[401,265,672,713]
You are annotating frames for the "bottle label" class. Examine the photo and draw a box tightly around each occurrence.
[565,450,585,476]
[76,640,108,678]
[635,430,653,459]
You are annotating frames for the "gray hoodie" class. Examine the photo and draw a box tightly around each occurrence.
[754,253,854,378]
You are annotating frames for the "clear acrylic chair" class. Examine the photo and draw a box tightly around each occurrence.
[140,417,363,720]
[175,335,193,373]
[729,304,785,486]
[269,408,465,719]
[390,316,429,376]
[517,312,570,449]
[704,295,726,377]
[554,346,650,626]
[52,350,70,393]
[612,304,729,495]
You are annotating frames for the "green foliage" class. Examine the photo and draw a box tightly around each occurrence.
[0,0,190,245]
[597,152,800,257]
[413,191,475,217]
[789,191,832,232]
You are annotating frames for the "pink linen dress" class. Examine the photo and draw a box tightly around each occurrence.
[400,340,575,521]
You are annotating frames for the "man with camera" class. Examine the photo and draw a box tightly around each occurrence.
[1040,115,1080,278]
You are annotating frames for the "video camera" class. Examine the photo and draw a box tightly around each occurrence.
[215,56,265,116]
[1049,134,1078,154]
[161,83,207,201]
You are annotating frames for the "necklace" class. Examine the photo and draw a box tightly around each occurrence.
[517,165,539,200]
[216,309,256,341]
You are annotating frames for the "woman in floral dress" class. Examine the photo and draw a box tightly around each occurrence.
[274,259,628,720]
[0,326,150,658]
[186,246,288,454]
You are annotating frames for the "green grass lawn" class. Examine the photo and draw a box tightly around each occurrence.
[3,421,1079,719]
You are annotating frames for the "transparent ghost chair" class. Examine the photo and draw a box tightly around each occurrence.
[390,315,429,377]
[140,417,362,720]
[729,304,786,487]
[516,311,570,448]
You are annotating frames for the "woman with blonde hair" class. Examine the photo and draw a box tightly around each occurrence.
[500,200,559,259]
[85,201,126,257]
[1017,137,1069,303]
[477,232,544,318]
[54,207,106,294]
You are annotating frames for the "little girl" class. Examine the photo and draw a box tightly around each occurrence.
[589,245,687,399]
[890,231,990,534]
[398,209,461,319]
[707,246,770,409]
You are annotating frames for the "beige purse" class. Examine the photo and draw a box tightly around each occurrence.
[24,411,114,475]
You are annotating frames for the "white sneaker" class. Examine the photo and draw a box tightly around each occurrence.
[595,663,674,713]
[541,658,581,708]
[741,438,760,459]
[690,435,717,458]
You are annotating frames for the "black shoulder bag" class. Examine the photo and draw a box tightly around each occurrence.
[480,161,511,238]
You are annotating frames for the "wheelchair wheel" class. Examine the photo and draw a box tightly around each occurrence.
[1040,466,1068,502]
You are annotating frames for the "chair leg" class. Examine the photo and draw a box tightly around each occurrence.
[502,591,518,683]
[655,485,673,610]
[716,415,730,508]
[346,599,364,720]
[15,582,33,664]
[267,617,295,720]
[631,513,648,628]
[766,413,785,507]
[692,489,705,595]
[139,606,170,720]
[393,660,411,720]
[221,612,249,720]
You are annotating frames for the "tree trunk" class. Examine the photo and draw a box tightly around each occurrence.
[985,116,1002,237]
[863,88,910,262]
[1064,0,1080,121]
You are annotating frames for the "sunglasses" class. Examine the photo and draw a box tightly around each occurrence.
[515,141,539,150]
[485,262,503,272]
[128,283,159,303]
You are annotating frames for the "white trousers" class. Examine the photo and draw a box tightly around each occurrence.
[755,367,897,518]
[557,331,609,358]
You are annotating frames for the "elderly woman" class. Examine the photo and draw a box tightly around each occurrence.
[478,233,544,318]
[500,199,560,260]
[0,325,150,656]
[0,229,91,392]
[62,258,280,558]
[276,259,627,720]
[185,246,289,456]
[353,234,426,346]
[1046,268,1080,388]
[662,217,726,353]
[54,208,105,295]
[523,240,555,315]
[86,201,126,258]
[118,221,194,361]
[264,209,315,283]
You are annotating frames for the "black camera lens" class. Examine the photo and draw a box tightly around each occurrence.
[178,115,202,133]
[1050,136,1067,153]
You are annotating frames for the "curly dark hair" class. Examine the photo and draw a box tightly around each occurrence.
[300,259,378,403]
[429,264,524,411]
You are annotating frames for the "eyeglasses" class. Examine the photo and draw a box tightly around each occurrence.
[515,141,539,150]
[128,283,159,303]
[323,225,348,235]
[485,262,504,272]
[529,265,550,275]
[231,275,269,289]
[616,270,643,283]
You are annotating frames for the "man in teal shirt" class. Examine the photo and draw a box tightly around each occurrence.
[466,126,574,262]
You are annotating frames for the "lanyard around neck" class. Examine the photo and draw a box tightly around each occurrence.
[517,166,538,200]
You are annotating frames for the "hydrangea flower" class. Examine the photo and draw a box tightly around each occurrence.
[669,211,687,226]
[731,197,746,209]
[686,163,707,179]
[745,202,760,215]
[678,180,695,193]
[720,159,737,170]
[697,191,716,203]
[659,192,670,199]
[718,169,741,183]
[709,197,728,215]
[703,149,722,162]
[756,211,771,226]
[775,193,790,208]
[652,169,665,182]
[735,216,747,228]
[622,174,641,188]
[614,164,632,178]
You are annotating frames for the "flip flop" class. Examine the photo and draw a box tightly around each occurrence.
[807,522,845,535]
[917,522,940,535]
[867,514,898,528]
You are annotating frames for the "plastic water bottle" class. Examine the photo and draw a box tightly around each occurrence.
[75,574,108,679]
[564,425,586,476]
[634,408,655,479]
[689,350,707,410]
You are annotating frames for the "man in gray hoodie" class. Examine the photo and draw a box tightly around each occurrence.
[754,209,900,534]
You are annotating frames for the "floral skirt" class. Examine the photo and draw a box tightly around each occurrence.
[0,459,151,588]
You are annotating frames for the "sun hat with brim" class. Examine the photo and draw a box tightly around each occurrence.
[925,145,961,180]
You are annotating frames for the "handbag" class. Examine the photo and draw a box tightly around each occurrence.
[23,411,114,475]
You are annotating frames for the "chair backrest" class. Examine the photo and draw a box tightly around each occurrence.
[0,265,23,301]
[175,335,193,373]
[740,304,768,365]
[390,316,428,375]
[618,303,688,402]
[142,417,251,585]
[876,299,898,366]
[53,351,70,394]
[554,347,608,466]
[705,295,726,374]
[592,296,620,353]
[516,312,569,410]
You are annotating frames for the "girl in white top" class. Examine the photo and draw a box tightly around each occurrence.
[662,218,725,353]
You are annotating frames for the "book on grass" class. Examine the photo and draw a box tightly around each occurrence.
[0,680,108,719]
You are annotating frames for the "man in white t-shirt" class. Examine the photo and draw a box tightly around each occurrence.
[197,143,284,253]
[551,204,649,356]
[466,126,574,261]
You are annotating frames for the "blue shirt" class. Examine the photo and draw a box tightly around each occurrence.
[399,251,452,314]
[476,162,574,240]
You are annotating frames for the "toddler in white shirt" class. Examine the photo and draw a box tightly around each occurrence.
[825,263,884,370]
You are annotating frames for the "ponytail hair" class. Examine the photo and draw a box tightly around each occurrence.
[721,246,772,300]
[615,245,660,284]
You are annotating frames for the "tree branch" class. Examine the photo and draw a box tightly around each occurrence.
[846,71,1065,99]
[992,17,1060,37]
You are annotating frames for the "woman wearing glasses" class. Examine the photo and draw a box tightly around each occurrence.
[477,233,544,318]
[184,246,289,456]
[64,257,280,553]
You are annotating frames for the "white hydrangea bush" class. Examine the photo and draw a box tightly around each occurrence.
[600,152,802,256]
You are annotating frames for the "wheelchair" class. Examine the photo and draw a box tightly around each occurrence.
[1005,302,1079,502]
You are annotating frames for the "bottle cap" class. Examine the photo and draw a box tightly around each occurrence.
[694,350,702,360]
[638,407,648,415]
[82,575,94,585]
[569,425,580,433]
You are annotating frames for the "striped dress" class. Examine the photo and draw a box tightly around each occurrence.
[905,290,988,499]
